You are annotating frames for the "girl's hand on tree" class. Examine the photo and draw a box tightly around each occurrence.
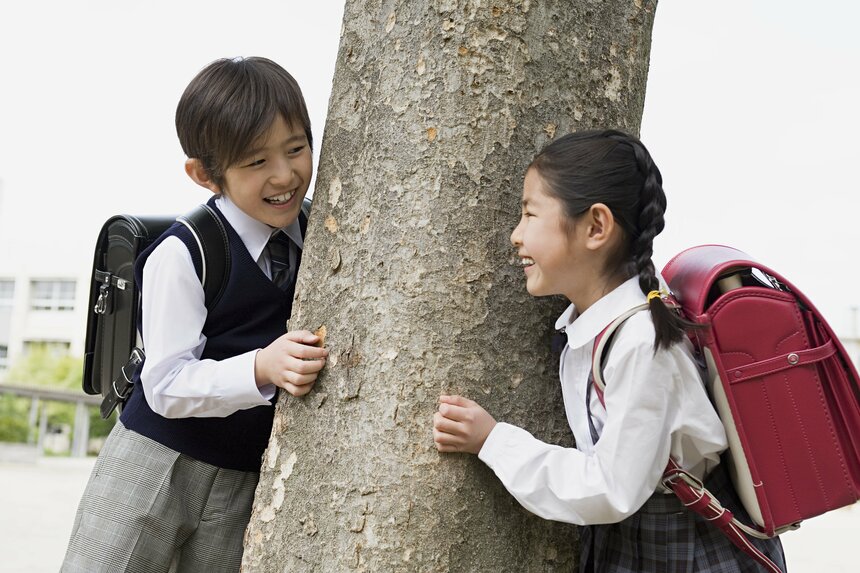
[255,330,328,396]
[433,395,497,454]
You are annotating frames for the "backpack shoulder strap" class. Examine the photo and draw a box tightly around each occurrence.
[590,302,651,405]
[176,204,230,309]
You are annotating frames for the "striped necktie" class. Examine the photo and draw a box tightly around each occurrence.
[266,231,294,291]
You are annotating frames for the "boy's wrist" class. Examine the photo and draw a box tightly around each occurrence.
[253,348,269,387]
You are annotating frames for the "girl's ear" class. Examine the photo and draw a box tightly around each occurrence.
[185,159,221,194]
[583,203,616,250]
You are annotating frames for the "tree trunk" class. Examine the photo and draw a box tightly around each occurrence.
[243,1,656,571]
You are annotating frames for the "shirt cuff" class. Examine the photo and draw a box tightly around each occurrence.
[479,422,530,469]
[220,349,275,407]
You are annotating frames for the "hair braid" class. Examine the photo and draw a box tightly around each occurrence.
[628,138,665,295]
[608,132,691,352]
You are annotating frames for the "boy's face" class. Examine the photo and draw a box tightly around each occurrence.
[220,114,312,229]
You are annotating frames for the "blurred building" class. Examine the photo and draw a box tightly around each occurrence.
[0,273,89,382]
[0,179,90,382]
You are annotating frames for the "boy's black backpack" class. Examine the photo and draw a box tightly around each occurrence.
[82,199,311,419]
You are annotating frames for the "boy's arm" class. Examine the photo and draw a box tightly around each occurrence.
[139,236,274,418]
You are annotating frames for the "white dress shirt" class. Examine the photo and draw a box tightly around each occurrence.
[139,195,303,419]
[478,277,728,525]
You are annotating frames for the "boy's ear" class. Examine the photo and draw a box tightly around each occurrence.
[584,203,616,250]
[185,159,221,194]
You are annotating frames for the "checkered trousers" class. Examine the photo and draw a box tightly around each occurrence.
[61,421,259,573]
[579,464,787,572]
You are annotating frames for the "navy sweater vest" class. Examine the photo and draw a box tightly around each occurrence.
[120,197,303,471]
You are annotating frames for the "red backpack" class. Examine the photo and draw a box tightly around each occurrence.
[592,244,860,573]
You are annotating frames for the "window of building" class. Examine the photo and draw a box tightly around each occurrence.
[23,340,71,357]
[0,280,13,307]
[30,280,76,311]
[0,345,8,370]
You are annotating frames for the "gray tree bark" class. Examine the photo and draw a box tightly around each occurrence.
[242,1,656,571]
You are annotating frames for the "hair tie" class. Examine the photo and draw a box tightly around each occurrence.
[647,289,667,302]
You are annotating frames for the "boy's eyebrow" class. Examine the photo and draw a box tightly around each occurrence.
[245,133,308,158]
[282,134,307,145]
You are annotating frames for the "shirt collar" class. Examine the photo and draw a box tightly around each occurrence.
[215,195,304,262]
[555,277,648,349]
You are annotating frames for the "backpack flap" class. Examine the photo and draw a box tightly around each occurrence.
[662,244,860,536]
[82,215,175,398]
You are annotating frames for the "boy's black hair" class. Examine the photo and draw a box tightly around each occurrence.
[530,129,695,351]
[175,56,312,189]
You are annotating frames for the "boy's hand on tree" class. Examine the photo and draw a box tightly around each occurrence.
[433,395,497,454]
[255,330,328,396]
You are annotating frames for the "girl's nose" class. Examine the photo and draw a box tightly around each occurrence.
[510,219,523,247]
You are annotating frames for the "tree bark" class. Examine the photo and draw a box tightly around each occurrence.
[243,1,656,571]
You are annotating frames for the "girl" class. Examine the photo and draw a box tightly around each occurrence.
[432,130,786,572]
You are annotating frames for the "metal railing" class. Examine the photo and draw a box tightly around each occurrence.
[0,383,102,457]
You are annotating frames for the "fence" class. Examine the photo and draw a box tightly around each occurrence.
[0,383,102,457]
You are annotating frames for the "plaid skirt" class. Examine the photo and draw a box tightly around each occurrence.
[579,464,786,573]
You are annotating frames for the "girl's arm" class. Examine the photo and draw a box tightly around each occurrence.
[434,325,719,525]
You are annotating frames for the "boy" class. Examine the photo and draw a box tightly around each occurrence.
[62,57,327,573]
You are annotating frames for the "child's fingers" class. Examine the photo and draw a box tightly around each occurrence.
[273,370,319,390]
[284,329,319,344]
[437,402,475,423]
[286,340,329,360]
[434,443,460,453]
[433,411,465,436]
[432,428,457,451]
[432,427,463,451]
[285,355,326,375]
[439,395,477,408]
[282,381,315,397]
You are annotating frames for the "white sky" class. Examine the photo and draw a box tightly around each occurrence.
[1,1,858,334]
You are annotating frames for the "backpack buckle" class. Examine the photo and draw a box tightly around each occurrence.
[94,283,110,314]
[99,348,146,419]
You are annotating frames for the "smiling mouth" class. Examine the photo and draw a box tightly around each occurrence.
[265,190,295,205]
[510,255,535,267]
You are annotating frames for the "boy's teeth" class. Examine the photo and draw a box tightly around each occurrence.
[266,191,294,204]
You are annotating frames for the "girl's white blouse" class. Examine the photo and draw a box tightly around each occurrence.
[478,277,728,526]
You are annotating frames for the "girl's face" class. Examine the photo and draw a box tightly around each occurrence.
[511,168,590,301]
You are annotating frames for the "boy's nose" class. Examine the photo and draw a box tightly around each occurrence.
[270,159,296,187]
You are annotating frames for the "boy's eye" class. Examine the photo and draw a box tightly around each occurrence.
[243,158,265,168]
[288,145,306,155]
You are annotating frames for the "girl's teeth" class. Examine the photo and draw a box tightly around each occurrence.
[509,255,535,267]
